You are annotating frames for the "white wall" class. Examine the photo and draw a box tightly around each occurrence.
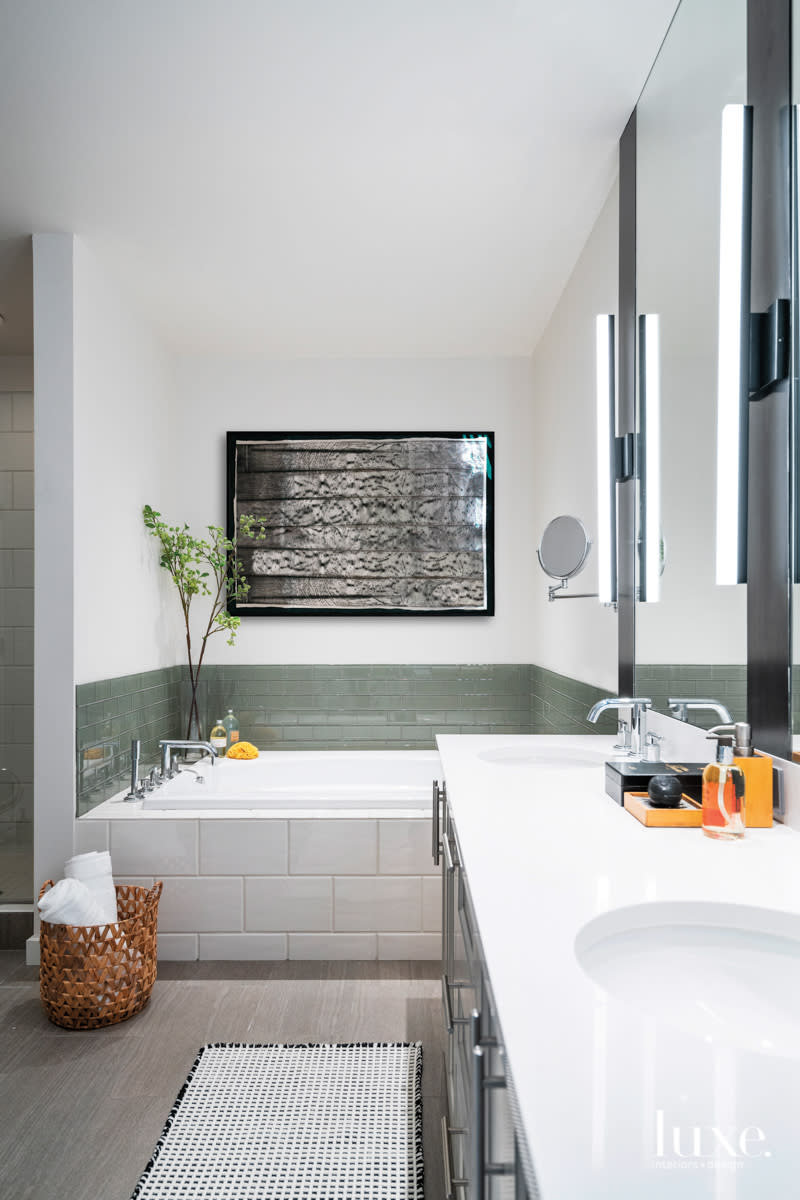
[33,234,77,903]
[72,238,182,683]
[169,356,535,664]
[528,181,619,692]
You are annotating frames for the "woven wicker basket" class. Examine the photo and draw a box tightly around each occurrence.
[38,880,163,1030]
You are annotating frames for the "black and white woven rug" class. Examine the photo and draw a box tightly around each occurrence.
[130,1042,423,1200]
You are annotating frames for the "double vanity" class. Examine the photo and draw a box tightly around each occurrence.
[435,734,800,1198]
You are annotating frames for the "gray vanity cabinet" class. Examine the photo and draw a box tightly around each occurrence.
[436,783,532,1200]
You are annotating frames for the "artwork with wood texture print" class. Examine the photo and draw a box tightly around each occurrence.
[226,432,494,616]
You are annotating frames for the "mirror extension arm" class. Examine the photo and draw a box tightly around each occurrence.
[547,579,599,602]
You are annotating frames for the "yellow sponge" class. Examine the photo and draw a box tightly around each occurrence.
[226,741,259,760]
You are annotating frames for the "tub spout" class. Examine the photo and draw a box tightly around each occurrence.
[159,739,218,778]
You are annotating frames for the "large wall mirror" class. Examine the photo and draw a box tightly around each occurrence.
[633,0,748,729]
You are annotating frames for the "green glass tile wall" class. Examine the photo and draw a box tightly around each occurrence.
[75,666,183,815]
[635,665,747,728]
[203,664,533,751]
[76,663,618,814]
[530,666,615,735]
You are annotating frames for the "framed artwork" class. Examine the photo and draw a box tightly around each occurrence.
[226,431,494,616]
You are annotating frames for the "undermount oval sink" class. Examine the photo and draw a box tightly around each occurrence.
[575,902,800,1058]
[477,747,606,768]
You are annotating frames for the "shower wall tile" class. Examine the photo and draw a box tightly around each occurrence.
[0,395,33,902]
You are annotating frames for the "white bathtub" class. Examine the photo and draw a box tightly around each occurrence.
[141,750,441,811]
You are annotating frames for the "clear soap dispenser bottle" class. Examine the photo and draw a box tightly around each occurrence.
[702,732,745,840]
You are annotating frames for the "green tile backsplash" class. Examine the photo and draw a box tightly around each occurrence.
[530,666,615,735]
[203,664,533,752]
[75,663,618,814]
[76,666,183,815]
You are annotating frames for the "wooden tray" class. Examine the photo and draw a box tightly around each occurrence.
[624,791,702,827]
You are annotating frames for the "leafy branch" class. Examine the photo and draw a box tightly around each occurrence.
[143,505,266,737]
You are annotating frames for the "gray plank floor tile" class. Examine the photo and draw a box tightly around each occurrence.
[0,957,446,1200]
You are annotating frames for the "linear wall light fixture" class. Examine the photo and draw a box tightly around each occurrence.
[596,314,617,605]
[715,103,752,585]
[638,314,661,602]
[795,105,800,584]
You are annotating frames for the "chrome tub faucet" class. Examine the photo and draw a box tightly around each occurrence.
[159,739,218,779]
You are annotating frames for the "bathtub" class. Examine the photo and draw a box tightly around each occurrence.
[79,748,444,961]
[141,749,441,811]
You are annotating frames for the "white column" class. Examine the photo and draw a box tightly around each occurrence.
[30,233,76,963]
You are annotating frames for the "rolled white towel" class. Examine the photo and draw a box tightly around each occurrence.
[65,850,111,873]
[38,878,106,926]
[64,851,117,922]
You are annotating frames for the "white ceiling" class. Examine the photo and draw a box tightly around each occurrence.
[0,0,678,358]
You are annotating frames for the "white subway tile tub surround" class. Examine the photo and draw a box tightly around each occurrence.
[74,818,109,855]
[288,933,378,960]
[199,820,288,875]
[157,933,199,961]
[246,876,332,932]
[378,934,441,960]
[289,819,377,874]
[110,819,197,875]
[335,877,422,932]
[378,819,439,875]
[158,877,243,933]
[79,812,442,960]
[199,933,288,960]
[78,750,443,960]
[422,876,442,932]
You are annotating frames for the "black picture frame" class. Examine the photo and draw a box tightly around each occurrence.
[226,431,495,617]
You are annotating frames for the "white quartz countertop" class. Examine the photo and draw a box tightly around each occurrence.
[436,734,800,1199]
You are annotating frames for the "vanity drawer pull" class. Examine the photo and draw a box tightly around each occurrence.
[472,1012,516,1194]
[432,780,445,866]
[471,1010,485,1200]
[441,1115,468,1198]
[442,973,470,1033]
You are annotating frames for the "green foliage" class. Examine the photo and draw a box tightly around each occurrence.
[143,505,267,734]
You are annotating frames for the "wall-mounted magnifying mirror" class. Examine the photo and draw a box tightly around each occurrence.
[537,515,597,601]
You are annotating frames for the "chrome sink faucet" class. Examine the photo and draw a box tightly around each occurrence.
[587,697,653,758]
[159,739,218,779]
[668,698,733,724]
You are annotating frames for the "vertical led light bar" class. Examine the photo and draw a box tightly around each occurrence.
[596,314,617,604]
[793,105,800,584]
[715,103,752,585]
[639,314,661,602]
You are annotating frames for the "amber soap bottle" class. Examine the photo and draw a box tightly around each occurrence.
[702,735,745,840]
[707,722,773,826]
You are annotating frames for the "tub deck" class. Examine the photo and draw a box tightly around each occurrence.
[140,750,441,811]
